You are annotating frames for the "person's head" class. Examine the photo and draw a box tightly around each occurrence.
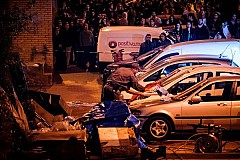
[58,20,63,27]
[131,63,140,74]
[186,21,192,28]
[175,22,181,30]
[85,4,90,11]
[65,22,70,30]
[70,21,74,27]
[122,12,127,19]
[55,27,60,35]
[151,11,156,18]
[150,19,155,27]
[159,32,166,41]
[231,14,237,21]
[214,12,219,20]
[198,18,203,25]
[145,34,151,42]
[84,23,88,30]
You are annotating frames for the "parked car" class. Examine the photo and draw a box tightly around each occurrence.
[142,39,240,69]
[120,55,236,101]
[103,39,240,82]
[102,46,163,83]
[128,65,240,104]
[130,76,240,140]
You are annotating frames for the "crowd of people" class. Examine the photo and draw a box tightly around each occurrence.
[52,0,240,71]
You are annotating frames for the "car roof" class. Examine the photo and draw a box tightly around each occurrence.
[164,39,240,49]
[161,65,240,86]
[205,75,240,83]
[148,54,232,70]
[190,65,240,71]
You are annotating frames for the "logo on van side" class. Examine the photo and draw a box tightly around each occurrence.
[109,41,117,48]
[109,40,141,49]
[118,41,141,48]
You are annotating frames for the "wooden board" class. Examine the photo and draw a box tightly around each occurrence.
[98,127,138,158]
[32,129,87,141]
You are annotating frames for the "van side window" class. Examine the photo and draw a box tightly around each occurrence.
[156,52,179,63]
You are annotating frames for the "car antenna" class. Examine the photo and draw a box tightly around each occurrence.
[219,44,230,58]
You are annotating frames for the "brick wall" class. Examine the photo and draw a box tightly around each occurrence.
[11,0,53,86]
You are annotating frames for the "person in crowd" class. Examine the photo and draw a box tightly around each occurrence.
[149,19,157,27]
[139,17,148,26]
[195,18,210,40]
[182,21,196,41]
[171,22,183,42]
[222,21,232,39]
[207,12,222,38]
[101,63,146,102]
[60,22,74,69]
[197,6,208,26]
[118,12,128,26]
[187,12,198,27]
[79,23,95,72]
[139,34,154,56]
[155,32,172,48]
[166,14,178,26]
[228,13,240,38]
[127,6,136,26]
[53,27,63,70]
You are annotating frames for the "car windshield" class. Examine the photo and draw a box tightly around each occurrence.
[172,79,208,101]
[140,47,165,67]
[142,45,172,68]
[137,46,163,61]
[162,69,190,86]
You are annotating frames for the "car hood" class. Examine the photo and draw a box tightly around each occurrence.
[129,98,179,110]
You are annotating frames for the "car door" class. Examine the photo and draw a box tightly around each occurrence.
[180,81,233,130]
[230,81,240,130]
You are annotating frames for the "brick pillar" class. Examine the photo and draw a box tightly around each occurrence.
[11,0,53,86]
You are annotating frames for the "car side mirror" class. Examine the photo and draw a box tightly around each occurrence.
[189,96,202,104]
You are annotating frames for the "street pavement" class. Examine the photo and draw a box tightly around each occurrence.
[44,66,240,159]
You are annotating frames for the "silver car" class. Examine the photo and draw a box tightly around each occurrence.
[130,65,240,104]
[130,76,240,140]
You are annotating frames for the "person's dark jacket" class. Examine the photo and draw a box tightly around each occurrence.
[139,41,154,55]
[228,20,240,38]
[182,28,196,41]
[155,39,172,48]
[107,67,145,92]
[195,25,210,40]
[60,28,74,47]
[102,67,145,101]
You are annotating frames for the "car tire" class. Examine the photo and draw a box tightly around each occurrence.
[146,116,172,141]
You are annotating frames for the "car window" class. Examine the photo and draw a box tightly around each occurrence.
[168,72,212,95]
[197,81,233,102]
[163,63,190,75]
[216,72,240,76]
[143,69,163,82]
[235,81,240,100]
[156,52,179,63]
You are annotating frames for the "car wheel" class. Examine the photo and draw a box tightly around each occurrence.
[146,116,172,140]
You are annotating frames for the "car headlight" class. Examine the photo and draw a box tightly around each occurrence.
[131,109,141,116]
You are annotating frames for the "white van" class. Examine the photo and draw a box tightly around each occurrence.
[143,39,240,69]
[97,26,166,70]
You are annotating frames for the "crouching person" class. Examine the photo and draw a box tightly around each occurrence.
[101,63,146,102]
